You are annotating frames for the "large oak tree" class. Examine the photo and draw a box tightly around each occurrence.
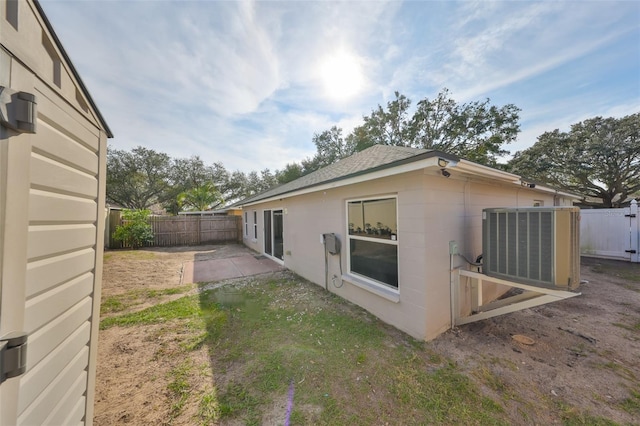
[106,146,171,209]
[509,113,640,207]
[347,89,520,166]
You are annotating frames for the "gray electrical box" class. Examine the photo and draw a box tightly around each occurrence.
[324,233,340,255]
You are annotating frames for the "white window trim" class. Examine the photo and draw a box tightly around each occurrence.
[341,273,400,303]
[252,210,258,242]
[244,211,249,238]
[345,195,399,295]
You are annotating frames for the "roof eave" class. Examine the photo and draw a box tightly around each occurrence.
[33,0,113,138]
[238,150,457,207]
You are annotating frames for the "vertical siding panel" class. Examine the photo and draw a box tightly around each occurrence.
[17,348,89,426]
[45,371,88,425]
[27,298,92,367]
[18,323,91,414]
[85,129,108,423]
[26,248,95,297]
[24,273,93,333]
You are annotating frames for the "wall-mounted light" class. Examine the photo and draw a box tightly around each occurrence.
[441,169,451,178]
[437,158,449,168]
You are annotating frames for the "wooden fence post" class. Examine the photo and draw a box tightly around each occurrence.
[108,210,122,249]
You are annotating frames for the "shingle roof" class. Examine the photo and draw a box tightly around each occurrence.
[236,145,455,205]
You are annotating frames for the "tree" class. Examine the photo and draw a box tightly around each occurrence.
[411,89,520,165]
[509,113,640,207]
[347,88,520,166]
[164,156,214,214]
[112,209,154,249]
[301,126,356,173]
[246,169,278,196]
[276,162,304,184]
[107,146,171,209]
[177,182,224,212]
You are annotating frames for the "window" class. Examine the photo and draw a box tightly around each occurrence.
[244,211,249,238]
[42,31,61,88]
[347,197,398,289]
[533,200,544,207]
[6,0,18,30]
[253,210,258,240]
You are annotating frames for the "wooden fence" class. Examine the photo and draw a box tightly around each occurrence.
[106,212,242,249]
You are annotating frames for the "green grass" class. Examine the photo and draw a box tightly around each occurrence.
[589,261,640,284]
[558,407,620,426]
[612,321,640,333]
[198,390,221,425]
[100,294,203,329]
[194,277,507,425]
[101,272,634,424]
[620,389,640,416]
[100,285,193,315]
[167,360,192,418]
[100,297,126,314]
[103,250,156,263]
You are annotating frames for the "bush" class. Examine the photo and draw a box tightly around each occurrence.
[113,209,154,249]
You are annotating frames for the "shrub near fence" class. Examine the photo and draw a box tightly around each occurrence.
[107,213,242,249]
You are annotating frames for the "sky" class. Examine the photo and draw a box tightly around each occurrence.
[39,0,640,173]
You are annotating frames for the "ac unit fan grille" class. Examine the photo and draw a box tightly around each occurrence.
[484,209,559,287]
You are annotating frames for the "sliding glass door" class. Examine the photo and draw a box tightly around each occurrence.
[264,209,284,261]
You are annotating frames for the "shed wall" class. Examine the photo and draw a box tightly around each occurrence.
[1,1,107,424]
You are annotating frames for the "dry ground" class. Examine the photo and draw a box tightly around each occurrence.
[95,245,639,425]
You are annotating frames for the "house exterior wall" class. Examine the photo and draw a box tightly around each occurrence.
[1,1,108,424]
[243,168,564,341]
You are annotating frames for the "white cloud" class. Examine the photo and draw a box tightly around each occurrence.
[39,0,639,174]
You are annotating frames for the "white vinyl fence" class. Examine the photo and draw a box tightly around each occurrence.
[580,199,639,263]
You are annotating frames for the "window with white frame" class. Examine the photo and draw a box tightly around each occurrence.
[253,210,258,240]
[244,211,249,238]
[347,196,398,289]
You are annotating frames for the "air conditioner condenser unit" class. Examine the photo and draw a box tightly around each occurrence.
[482,207,580,290]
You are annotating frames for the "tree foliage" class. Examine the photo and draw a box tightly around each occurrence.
[106,147,281,211]
[177,182,224,212]
[105,89,521,209]
[347,89,520,166]
[301,126,356,172]
[289,88,520,177]
[106,146,171,209]
[112,209,154,249]
[509,113,640,207]
[275,162,304,184]
[164,156,214,214]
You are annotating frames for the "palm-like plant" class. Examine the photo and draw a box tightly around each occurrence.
[177,182,224,212]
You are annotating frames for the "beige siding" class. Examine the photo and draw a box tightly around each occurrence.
[17,80,103,423]
[243,168,564,341]
[0,1,107,420]
[0,1,103,128]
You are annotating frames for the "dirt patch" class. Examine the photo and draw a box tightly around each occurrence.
[95,244,249,425]
[95,248,640,424]
[432,257,640,424]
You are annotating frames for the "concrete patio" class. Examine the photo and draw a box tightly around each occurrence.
[181,254,285,284]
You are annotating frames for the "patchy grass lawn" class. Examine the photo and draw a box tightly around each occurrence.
[96,248,640,425]
[100,273,506,425]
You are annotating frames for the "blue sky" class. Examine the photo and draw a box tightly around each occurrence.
[40,0,639,173]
